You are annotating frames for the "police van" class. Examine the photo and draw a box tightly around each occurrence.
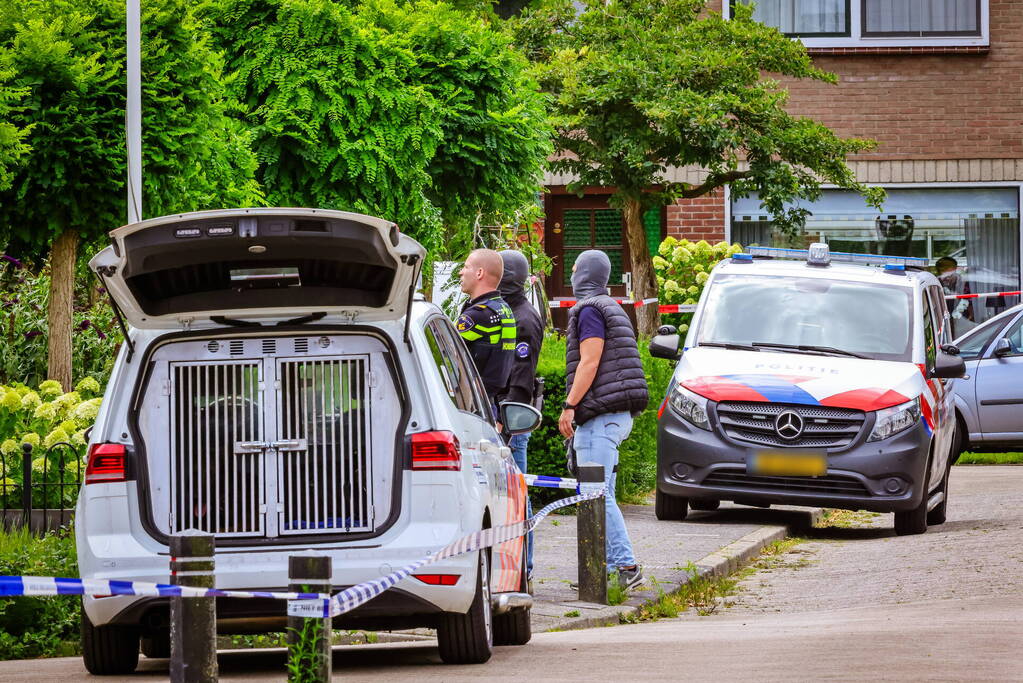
[76,208,537,674]
[650,244,966,536]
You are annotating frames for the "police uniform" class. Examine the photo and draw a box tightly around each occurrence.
[456,290,516,401]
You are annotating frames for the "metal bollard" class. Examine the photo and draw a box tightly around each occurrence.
[576,462,607,604]
[170,530,218,683]
[287,553,333,682]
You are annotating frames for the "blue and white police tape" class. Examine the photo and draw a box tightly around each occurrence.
[0,479,605,620]
[523,473,580,490]
[322,482,605,618]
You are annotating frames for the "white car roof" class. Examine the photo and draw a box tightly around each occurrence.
[713,257,939,290]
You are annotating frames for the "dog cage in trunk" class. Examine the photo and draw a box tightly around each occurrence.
[141,334,396,541]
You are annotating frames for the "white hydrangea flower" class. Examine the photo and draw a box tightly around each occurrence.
[33,402,58,421]
[39,380,63,398]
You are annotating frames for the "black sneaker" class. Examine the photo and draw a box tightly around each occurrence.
[618,565,645,590]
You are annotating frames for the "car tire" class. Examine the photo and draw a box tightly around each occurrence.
[140,630,171,659]
[493,545,531,647]
[894,461,931,536]
[655,489,688,521]
[81,602,141,675]
[689,499,720,511]
[927,461,951,526]
[437,550,493,664]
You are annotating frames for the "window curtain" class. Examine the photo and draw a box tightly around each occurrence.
[865,0,978,34]
[963,218,1020,324]
[738,0,846,34]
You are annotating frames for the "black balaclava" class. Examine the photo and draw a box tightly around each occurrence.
[499,250,529,305]
[571,249,611,300]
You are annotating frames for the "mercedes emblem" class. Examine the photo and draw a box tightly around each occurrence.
[774,410,804,440]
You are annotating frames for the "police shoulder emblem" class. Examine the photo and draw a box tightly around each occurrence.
[515,341,530,359]
[457,313,474,332]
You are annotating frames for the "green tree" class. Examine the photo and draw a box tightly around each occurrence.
[0,0,261,389]
[208,0,551,257]
[511,0,883,335]
[0,50,30,192]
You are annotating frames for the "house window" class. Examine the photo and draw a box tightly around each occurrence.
[731,186,1021,327]
[728,0,987,47]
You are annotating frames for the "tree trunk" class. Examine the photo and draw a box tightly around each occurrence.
[46,228,79,391]
[622,197,659,337]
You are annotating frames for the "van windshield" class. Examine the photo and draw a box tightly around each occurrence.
[696,274,914,362]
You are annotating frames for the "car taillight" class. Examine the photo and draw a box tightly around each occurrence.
[413,574,460,586]
[410,431,461,471]
[85,443,128,484]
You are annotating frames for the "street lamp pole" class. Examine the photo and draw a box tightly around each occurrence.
[126,0,142,224]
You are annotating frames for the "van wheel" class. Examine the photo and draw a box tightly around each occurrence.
[655,489,688,521]
[81,602,141,675]
[894,462,930,536]
[493,547,531,646]
[437,550,493,664]
[689,499,720,511]
[927,462,951,526]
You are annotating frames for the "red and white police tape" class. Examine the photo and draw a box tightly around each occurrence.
[945,290,1021,300]
[549,297,659,309]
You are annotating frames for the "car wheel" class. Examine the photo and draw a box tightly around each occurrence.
[894,461,931,536]
[655,489,688,521]
[81,601,141,675]
[493,544,531,647]
[927,461,951,526]
[437,550,493,664]
[689,499,720,511]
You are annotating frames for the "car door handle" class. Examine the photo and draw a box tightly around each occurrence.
[271,438,308,452]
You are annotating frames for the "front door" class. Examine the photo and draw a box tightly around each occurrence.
[545,194,630,300]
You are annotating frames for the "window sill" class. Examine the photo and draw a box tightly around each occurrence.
[806,45,990,56]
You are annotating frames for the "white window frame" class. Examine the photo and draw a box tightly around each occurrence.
[724,0,989,49]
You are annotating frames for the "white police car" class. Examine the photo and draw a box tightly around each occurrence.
[77,208,537,674]
[650,244,965,536]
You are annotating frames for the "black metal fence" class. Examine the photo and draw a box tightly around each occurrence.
[0,441,83,533]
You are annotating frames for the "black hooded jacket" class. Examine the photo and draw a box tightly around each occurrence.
[496,251,543,405]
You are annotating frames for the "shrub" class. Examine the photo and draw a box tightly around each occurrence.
[653,238,743,334]
[0,525,80,659]
[529,333,674,505]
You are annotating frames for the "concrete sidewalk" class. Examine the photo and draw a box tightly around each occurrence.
[528,498,820,632]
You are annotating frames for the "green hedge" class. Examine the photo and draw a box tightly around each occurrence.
[527,334,674,505]
[0,525,80,659]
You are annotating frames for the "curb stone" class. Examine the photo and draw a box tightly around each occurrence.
[541,508,823,632]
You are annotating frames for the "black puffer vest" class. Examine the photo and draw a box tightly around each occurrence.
[566,295,649,426]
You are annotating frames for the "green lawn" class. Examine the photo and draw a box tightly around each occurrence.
[956,452,1023,465]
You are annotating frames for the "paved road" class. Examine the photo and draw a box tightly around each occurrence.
[3,467,1019,680]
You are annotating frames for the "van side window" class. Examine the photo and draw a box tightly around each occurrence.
[922,296,937,372]
[423,323,458,401]
[427,318,487,419]
[926,285,952,347]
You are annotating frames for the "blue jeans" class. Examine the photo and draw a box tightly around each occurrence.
[573,411,637,569]
[509,431,534,577]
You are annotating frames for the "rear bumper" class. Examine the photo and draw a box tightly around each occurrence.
[657,405,931,513]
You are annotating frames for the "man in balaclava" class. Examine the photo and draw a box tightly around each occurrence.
[496,249,544,580]
[558,250,649,591]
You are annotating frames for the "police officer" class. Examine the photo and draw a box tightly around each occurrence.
[495,249,543,579]
[456,249,517,406]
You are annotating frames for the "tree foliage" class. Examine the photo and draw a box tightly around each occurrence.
[0,52,30,193]
[208,0,552,256]
[508,0,883,332]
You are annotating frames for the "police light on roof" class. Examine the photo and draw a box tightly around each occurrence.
[884,263,906,273]
[807,242,830,266]
[731,253,753,263]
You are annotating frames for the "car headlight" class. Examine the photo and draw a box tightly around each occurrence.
[868,398,921,442]
[669,384,710,430]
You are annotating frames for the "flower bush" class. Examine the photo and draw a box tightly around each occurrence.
[0,378,102,508]
[653,238,743,334]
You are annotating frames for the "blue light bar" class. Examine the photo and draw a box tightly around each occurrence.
[884,264,906,273]
[744,246,929,267]
[731,253,753,263]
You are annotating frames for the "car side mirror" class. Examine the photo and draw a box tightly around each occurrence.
[649,332,681,360]
[993,338,1013,357]
[499,401,542,435]
[931,351,967,379]
[940,344,960,355]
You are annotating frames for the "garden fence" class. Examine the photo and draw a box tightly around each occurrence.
[0,442,82,533]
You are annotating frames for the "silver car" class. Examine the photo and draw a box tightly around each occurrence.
[952,304,1023,454]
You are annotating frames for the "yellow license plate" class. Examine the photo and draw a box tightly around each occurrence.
[748,450,826,477]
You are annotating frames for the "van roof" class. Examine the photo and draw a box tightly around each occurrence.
[714,257,939,289]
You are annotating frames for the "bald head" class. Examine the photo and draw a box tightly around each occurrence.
[459,248,504,298]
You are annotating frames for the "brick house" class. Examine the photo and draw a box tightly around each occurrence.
[542,0,1021,335]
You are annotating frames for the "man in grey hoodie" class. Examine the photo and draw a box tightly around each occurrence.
[496,249,544,579]
[558,250,649,590]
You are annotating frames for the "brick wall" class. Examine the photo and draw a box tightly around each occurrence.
[770,0,1022,160]
[666,187,727,242]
